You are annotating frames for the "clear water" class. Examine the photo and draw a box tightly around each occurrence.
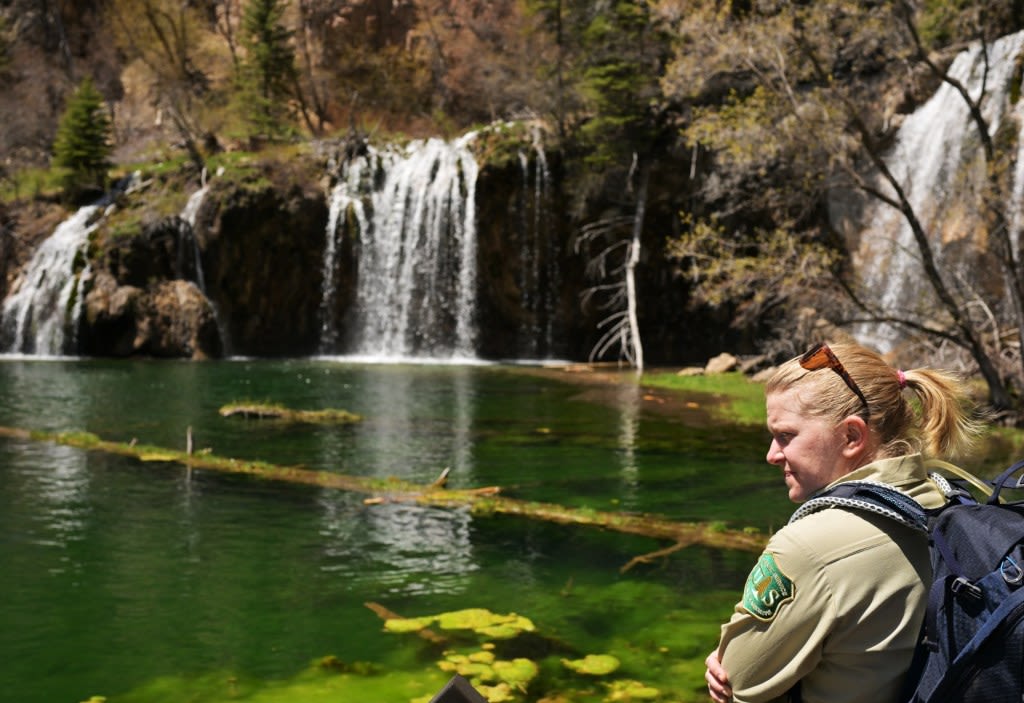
[0,358,789,702]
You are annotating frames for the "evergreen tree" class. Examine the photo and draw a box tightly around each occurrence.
[238,0,298,137]
[576,1,669,167]
[52,77,113,201]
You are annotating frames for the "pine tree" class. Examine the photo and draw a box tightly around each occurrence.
[52,77,113,201]
[238,0,298,138]
[576,1,668,167]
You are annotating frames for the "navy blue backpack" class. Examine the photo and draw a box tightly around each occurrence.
[796,460,1024,702]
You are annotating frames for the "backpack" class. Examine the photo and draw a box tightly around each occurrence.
[794,460,1024,703]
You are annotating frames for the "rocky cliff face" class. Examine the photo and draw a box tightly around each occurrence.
[199,178,330,357]
[6,142,718,363]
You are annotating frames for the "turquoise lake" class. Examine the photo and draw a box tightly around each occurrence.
[0,358,793,702]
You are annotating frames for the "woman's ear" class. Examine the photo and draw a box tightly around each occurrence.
[840,415,870,459]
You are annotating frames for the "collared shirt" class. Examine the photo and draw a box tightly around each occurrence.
[718,454,946,703]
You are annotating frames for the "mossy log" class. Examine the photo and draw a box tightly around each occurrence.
[0,426,767,557]
[219,402,362,425]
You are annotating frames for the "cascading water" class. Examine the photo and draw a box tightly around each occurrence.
[179,180,230,354]
[180,184,209,292]
[319,158,370,353]
[320,133,480,359]
[851,31,1024,351]
[516,127,560,359]
[0,205,101,355]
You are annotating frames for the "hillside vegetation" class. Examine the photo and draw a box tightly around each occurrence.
[5,0,1024,415]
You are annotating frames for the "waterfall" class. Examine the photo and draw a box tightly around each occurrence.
[180,184,209,293]
[319,158,370,353]
[1,205,101,355]
[320,133,480,359]
[852,31,1024,351]
[516,127,559,359]
[179,181,230,354]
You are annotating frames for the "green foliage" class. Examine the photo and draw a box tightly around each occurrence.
[52,77,113,201]
[237,0,298,138]
[917,0,1024,47]
[575,1,670,167]
[0,166,64,203]
[665,212,841,341]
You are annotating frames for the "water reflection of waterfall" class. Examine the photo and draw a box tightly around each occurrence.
[0,205,101,355]
[320,134,480,359]
[315,366,477,596]
[3,362,93,573]
[851,31,1024,351]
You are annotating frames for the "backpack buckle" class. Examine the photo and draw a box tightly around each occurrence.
[1001,556,1024,585]
[951,576,983,602]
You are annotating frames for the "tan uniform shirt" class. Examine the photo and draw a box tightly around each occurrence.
[718,454,947,703]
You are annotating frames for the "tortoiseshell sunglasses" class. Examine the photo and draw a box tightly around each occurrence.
[799,343,870,417]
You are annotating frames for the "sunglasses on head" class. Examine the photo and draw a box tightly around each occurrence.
[799,342,870,417]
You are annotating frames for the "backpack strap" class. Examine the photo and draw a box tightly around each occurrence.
[789,481,928,532]
[924,458,995,501]
[987,458,1024,504]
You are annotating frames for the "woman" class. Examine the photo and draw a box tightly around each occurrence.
[705,341,981,703]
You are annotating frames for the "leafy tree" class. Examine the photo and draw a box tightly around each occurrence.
[238,0,298,138]
[656,0,1024,411]
[401,0,543,125]
[111,0,212,171]
[52,77,113,202]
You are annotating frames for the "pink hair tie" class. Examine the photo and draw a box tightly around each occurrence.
[897,369,907,389]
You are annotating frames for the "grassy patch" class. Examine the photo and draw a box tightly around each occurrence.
[642,371,766,425]
[1,166,64,203]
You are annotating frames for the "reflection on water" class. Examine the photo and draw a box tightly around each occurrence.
[23,443,90,561]
[319,497,476,597]
[616,380,642,509]
[342,365,477,482]
[0,358,780,703]
[315,366,478,597]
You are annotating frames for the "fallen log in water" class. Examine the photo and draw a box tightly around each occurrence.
[0,426,768,557]
[219,402,362,425]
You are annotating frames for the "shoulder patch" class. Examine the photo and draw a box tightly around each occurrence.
[742,551,795,621]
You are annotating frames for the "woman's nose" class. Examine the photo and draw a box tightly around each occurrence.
[766,440,784,466]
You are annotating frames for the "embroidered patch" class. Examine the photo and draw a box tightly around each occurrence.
[742,552,795,621]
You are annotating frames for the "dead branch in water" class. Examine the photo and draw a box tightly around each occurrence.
[0,425,768,557]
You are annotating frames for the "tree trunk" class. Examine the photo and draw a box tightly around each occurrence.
[626,159,647,373]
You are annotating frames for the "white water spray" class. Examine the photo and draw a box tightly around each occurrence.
[320,133,480,359]
[1,205,101,355]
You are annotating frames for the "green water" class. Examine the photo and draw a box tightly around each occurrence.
[0,359,791,702]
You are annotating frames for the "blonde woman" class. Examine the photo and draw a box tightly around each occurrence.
[705,341,981,703]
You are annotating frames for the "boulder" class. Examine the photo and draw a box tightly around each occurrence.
[704,352,739,374]
[81,272,222,359]
[140,280,222,359]
[81,270,145,357]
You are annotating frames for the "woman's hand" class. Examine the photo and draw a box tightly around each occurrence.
[705,649,733,702]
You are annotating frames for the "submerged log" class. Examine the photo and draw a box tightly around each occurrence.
[218,402,362,424]
[0,425,767,555]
